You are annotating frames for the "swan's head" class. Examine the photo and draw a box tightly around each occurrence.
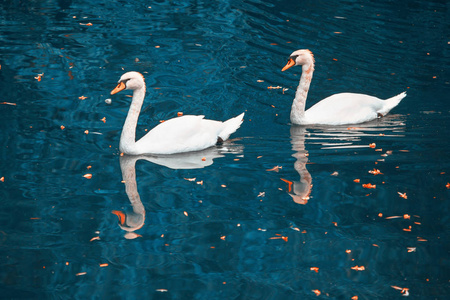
[281,49,315,71]
[111,71,145,95]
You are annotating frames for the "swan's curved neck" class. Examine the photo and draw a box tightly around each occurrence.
[120,85,146,154]
[291,63,314,124]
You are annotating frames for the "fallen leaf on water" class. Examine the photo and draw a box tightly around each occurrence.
[196,180,203,185]
[184,177,196,181]
[403,214,410,219]
[331,171,339,176]
[0,177,4,182]
[266,165,282,172]
[369,168,383,175]
[398,192,408,199]
[407,247,416,252]
[378,213,383,217]
[345,249,352,253]
[177,112,183,117]
[362,183,376,189]
[403,226,412,232]
[1,102,16,106]
[312,290,321,296]
[351,265,365,271]
[156,289,168,292]
[78,96,87,100]
[99,263,108,267]
[84,130,89,134]
[369,143,376,148]
[220,236,226,240]
[100,117,106,123]
[332,222,338,226]
[352,296,358,300]
[310,267,319,273]
[60,125,65,130]
[385,216,402,219]
[446,182,450,189]
[257,192,265,197]
[267,86,282,89]
[76,272,87,276]
[183,211,188,216]
[90,236,100,242]
[83,174,92,179]
[353,178,360,183]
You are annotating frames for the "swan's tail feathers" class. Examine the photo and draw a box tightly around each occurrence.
[379,92,407,115]
[219,112,245,141]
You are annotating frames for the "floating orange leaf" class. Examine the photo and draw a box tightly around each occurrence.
[220,236,226,240]
[345,249,352,254]
[101,117,106,123]
[310,267,319,273]
[183,211,188,216]
[184,177,196,181]
[83,173,92,179]
[76,272,87,276]
[368,168,383,175]
[385,216,402,219]
[267,86,282,89]
[60,125,65,130]
[353,178,360,183]
[351,265,365,271]
[78,95,87,100]
[0,102,16,106]
[312,290,321,296]
[398,192,408,199]
[99,263,108,267]
[369,143,376,148]
[362,183,376,189]
[403,214,410,219]
[446,182,450,189]
[201,157,206,161]
[403,226,412,232]
[177,112,183,117]
[84,130,89,134]
[407,247,416,252]
[351,296,358,300]
[0,177,4,182]
[378,213,383,217]
[90,236,100,242]
[332,222,338,226]
[266,165,282,172]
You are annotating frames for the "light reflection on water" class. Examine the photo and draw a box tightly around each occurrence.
[0,0,449,298]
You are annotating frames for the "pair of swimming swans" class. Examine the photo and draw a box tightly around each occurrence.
[111,49,405,155]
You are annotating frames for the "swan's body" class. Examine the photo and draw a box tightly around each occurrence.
[282,49,406,125]
[111,72,244,155]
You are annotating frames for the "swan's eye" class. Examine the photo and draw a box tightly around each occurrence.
[289,55,298,61]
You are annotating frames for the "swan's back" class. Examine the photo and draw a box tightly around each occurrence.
[301,92,406,125]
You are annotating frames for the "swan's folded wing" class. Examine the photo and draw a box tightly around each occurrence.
[135,115,224,154]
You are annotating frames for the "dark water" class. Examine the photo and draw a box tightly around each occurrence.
[1,0,449,298]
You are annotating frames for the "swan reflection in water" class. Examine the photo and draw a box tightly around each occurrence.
[281,126,312,205]
[112,142,243,239]
[282,115,406,205]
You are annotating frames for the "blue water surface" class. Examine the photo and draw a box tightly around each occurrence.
[0,0,449,299]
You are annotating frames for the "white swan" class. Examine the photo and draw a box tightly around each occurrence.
[111,71,245,155]
[281,49,406,125]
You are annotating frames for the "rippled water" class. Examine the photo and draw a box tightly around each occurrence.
[1,0,449,298]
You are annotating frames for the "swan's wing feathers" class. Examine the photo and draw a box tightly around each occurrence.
[135,115,222,154]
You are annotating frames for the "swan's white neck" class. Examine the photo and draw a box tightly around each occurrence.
[290,63,314,124]
[119,85,146,154]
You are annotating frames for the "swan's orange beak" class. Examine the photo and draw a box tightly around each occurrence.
[112,210,126,225]
[111,82,126,95]
[281,58,296,72]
